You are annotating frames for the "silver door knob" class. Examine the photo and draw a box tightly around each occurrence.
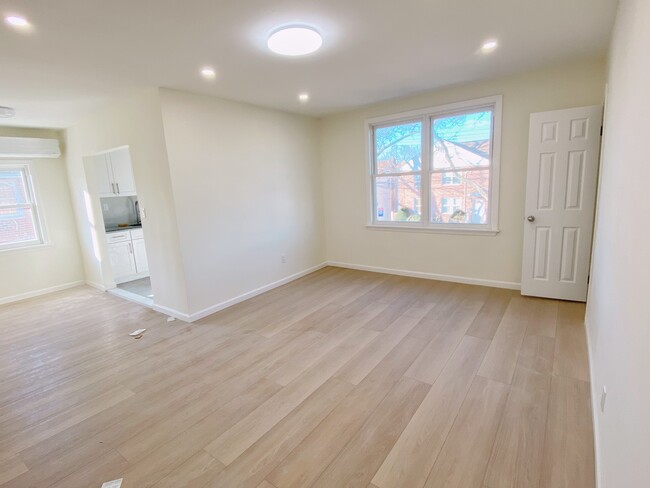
[527,215,535,222]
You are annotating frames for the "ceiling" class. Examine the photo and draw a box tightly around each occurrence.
[0,0,618,128]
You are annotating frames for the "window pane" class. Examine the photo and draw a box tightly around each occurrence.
[375,121,422,174]
[431,169,489,224]
[0,207,38,245]
[0,170,28,205]
[375,175,421,222]
[432,110,492,170]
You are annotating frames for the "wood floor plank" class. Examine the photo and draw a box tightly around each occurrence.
[269,336,427,488]
[118,377,279,488]
[525,299,558,338]
[466,288,514,340]
[47,449,129,488]
[553,301,589,382]
[539,375,595,488]
[423,376,509,488]
[151,451,224,488]
[0,455,27,485]
[205,327,378,465]
[405,299,484,384]
[372,335,490,488]
[483,335,555,488]
[336,303,430,385]
[477,297,532,384]
[311,376,430,488]
[201,378,353,488]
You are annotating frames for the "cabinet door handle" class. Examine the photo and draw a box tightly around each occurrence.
[116,183,120,194]
[129,242,133,253]
[111,183,116,193]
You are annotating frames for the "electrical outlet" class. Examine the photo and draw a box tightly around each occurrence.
[281,255,287,264]
[102,203,109,211]
[600,385,607,412]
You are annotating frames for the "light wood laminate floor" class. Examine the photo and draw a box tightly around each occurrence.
[0,267,595,488]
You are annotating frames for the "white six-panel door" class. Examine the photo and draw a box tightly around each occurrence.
[521,105,602,301]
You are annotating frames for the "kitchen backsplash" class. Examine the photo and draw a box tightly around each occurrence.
[101,196,138,228]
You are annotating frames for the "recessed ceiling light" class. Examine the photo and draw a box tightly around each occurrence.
[268,26,323,56]
[201,67,216,80]
[298,93,309,103]
[0,106,15,118]
[4,15,30,29]
[481,40,498,53]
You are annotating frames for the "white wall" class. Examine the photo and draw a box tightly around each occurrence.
[586,0,650,485]
[64,88,190,315]
[0,127,85,303]
[320,59,606,287]
[159,88,325,315]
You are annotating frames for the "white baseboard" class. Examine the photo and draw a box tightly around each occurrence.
[108,287,154,309]
[0,280,86,305]
[327,261,521,290]
[155,262,328,323]
[85,280,106,291]
[152,303,192,322]
[584,316,601,487]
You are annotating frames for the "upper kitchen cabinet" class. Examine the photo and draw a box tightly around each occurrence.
[95,147,137,197]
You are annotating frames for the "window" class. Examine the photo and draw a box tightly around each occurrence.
[368,96,501,233]
[441,172,461,185]
[441,197,462,214]
[0,164,45,250]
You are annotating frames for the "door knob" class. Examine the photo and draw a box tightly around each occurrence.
[527,215,535,222]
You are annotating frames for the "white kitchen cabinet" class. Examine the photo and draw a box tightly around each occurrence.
[132,238,149,274]
[107,241,136,281]
[94,154,114,197]
[106,228,149,283]
[94,147,137,197]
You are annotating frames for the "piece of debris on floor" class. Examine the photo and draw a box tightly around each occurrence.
[101,479,123,488]
[129,328,146,339]
[167,316,176,322]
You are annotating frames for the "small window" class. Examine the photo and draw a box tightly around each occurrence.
[368,96,501,233]
[0,164,45,250]
[441,172,461,185]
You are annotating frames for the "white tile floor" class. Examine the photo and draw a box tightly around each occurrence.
[117,277,153,299]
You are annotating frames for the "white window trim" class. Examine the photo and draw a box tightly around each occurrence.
[0,161,48,252]
[365,95,502,235]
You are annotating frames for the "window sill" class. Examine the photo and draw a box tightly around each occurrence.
[366,224,499,236]
[0,242,50,254]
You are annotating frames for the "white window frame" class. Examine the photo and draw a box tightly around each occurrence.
[366,95,502,235]
[0,162,47,251]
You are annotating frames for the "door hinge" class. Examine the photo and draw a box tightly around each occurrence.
[587,275,590,284]
[600,126,603,136]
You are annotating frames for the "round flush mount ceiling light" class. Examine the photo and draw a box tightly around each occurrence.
[481,40,498,53]
[200,67,216,80]
[0,106,16,118]
[4,15,31,30]
[298,93,309,103]
[268,26,323,56]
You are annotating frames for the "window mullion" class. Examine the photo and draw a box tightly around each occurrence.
[421,116,431,225]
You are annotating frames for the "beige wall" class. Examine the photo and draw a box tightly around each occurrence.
[0,127,84,303]
[159,88,325,315]
[64,88,190,315]
[320,58,606,286]
[586,0,650,485]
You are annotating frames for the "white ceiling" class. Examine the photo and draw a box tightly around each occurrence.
[0,0,618,128]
